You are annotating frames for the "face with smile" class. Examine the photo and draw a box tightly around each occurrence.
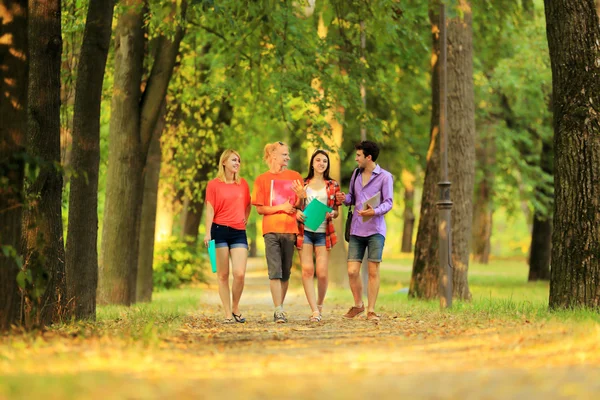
[312,152,329,176]
[223,152,241,176]
[355,150,370,169]
[272,145,290,170]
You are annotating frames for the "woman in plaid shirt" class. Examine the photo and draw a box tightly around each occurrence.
[293,150,341,322]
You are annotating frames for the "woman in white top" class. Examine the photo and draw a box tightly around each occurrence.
[294,150,341,322]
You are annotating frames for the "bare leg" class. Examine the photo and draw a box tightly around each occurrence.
[270,279,283,307]
[230,247,248,315]
[366,261,380,313]
[347,261,363,307]
[300,245,318,312]
[315,246,329,308]
[216,247,231,318]
[281,279,289,305]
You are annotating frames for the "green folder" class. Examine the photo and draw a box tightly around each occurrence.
[208,240,217,273]
[303,199,333,231]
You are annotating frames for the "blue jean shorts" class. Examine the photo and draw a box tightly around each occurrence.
[211,223,248,249]
[347,234,385,263]
[303,231,326,247]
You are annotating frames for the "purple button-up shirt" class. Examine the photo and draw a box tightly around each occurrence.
[343,165,394,238]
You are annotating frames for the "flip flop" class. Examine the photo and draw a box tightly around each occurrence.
[232,312,246,323]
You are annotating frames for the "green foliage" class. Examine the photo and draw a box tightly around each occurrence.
[152,237,209,291]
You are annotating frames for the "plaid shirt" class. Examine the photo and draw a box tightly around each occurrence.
[296,179,341,250]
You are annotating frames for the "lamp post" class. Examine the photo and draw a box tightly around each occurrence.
[437,2,453,308]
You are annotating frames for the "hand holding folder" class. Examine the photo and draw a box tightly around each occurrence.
[361,192,381,222]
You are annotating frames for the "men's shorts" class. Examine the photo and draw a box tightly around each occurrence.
[264,233,296,281]
[211,223,248,249]
[302,231,326,247]
[347,234,385,263]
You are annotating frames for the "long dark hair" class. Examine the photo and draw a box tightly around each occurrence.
[305,150,332,181]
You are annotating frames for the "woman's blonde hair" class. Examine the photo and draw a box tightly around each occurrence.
[263,141,286,166]
[216,149,242,184]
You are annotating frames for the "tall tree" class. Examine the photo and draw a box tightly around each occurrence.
[409,4,442,299]
[526,0,552,282]
[98,0,187,305]
[0,0,28,331]
[410,1,475,301]
[65,0,115,319]
[545,0,600,309]
[22,0,67,325]
[471,128,494,264]
[528,138,553,281]
[136,102,166,302]
[401,170,416,253]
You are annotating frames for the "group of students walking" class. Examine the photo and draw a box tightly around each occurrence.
[203,140,394,324]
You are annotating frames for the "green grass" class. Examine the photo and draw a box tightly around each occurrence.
[326,257,600,325]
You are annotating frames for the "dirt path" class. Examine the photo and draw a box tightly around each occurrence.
[170,258,600,399]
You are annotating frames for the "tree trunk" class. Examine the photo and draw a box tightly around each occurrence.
[98,0,145,306]
[471,129,495,264]
[182,199,204,242]
[410,1,475,301]
[324,105,348,288]
[23,0,67,326]
[65,0,115,320]
[446,0,475,300]
[401,170,415,253]
[0,0,28,331]
[99,0,187,305]
[136,103,167,302]
[410,5,442,299]
[528,138,553,281]
[545,0,600,309]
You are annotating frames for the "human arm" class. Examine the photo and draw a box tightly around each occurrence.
[203,202,215,246]
[358,173,394,217]
[255,201,296,216]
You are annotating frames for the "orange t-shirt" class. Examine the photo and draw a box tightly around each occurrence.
[252,169,303,234]
[205,178,251,230]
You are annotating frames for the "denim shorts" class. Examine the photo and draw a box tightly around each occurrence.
[211,223,248,249]
[347,234,385,263]
[303,231,326,247]
[264,233,296,281]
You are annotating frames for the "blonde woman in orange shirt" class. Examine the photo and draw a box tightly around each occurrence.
[204,149,252,324]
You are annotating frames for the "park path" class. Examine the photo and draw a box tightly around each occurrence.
[168,258,600,399]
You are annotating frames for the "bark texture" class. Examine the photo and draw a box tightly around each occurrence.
[23,0,67,325]
[410,1,475,301]
[401,170,415,253]
[136,103,167,302]
[98,0,145,305]
[446,1,475,299]
[66,0,115,320]
[528,138,553,281]
[471,130,495,264]
[545,0,600,308]
[99,0,187,305]
[410,5,442,299]
[0,0,28,331]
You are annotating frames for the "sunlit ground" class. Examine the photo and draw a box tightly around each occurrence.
[1,258,599,399]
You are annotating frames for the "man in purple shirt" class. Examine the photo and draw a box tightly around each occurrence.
[335,141,394,322]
